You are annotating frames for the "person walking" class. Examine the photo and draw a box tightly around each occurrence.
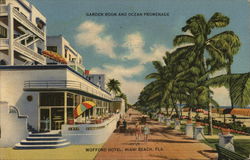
[123,119,127,132]
[135,122,141,144]
[143,123,150,142]
[116,119,121,133]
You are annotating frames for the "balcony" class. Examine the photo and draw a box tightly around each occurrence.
[67,61,85,75]
[0,6,8,16]
[24,80,112,100]
[14,41,46,64]
[0,39,9,49]
[12,8,45,40]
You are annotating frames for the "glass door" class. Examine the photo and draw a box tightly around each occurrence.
[51,108,64,130]
[40,108,50,132]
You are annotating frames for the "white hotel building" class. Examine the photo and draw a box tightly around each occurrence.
[0,0,125,149]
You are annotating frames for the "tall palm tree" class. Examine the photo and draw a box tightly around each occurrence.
[172,12,240,135]
[107,79,121,96]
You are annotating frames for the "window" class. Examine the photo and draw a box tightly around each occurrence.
[74,95,80,106]
[67,93,73,106]
[0,25,7,38]
[0,59,7,65]
[37,47,42,54]
[40,92,64,106]
[69,54,71,61]
[0,0,6,4]
[64,49,67,58]
[14,7,19,11]
[47,46,57,52]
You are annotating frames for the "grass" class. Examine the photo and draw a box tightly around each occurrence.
[0,144,103,160]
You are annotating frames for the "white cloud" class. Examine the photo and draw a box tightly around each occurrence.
[90,64,145,104]
[75,21,117,58]
[211,87,231,106]
[122,32,169,64]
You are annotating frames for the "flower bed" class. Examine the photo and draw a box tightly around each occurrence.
[197,119,250,135]
[42,50,67,64]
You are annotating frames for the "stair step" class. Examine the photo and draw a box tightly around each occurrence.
[26,136,63,141]
[29,134,61,137]
[20,139,67,145]
[14,142,70,149]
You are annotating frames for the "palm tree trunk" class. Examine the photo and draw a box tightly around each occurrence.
[208,104,213,135]
[188,106,192,120]
[171,95,180,118]
[180,102,183,119]
[227,63,236,123]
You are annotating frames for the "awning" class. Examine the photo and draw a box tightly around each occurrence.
[73,101,96,118]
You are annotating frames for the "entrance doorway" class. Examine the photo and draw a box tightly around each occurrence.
[40,108,50,132]
[51,108,64,130]
[39,107,74,131]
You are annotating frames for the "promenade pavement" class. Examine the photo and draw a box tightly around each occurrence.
[95,109,217,160]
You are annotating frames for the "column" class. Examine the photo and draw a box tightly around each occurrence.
[8,4,14,65]
[194,126,204,140]
[219,133,235,151]
[64,92,67,124]
[185,123,194,138]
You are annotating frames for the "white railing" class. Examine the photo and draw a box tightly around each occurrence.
[14,41,46,64]
[0,39,9,48]
[12,8,45,39]
[0,6,8,13]
[24,80,112,100]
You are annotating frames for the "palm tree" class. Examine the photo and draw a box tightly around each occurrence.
[172,13,240,135]
[107,79,121,96]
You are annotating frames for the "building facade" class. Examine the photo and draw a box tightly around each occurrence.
[0,0,47,65]
[86,74,106,90]
[46,35,85,74]
[0,0,125,148]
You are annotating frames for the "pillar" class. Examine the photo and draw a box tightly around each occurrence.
[166,118,171,127]
[64,92,67,124]
[8,4,14,65]
[174,119,180,130]
[219,133,235,152]
[185,123,194,138]
[194,126,204,140]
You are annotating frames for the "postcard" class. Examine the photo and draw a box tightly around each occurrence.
[0,0,250,159]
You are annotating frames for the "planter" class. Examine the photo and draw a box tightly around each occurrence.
[196,122,201,126]
[67,119,74,125]
[221,128,230,135]
[186,120,193,124]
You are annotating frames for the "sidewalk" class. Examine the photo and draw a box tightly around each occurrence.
[95,109,217,160]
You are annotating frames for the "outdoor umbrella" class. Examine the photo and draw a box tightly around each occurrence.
[73,101,96,118]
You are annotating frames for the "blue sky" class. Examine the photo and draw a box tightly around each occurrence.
[30,0,250,104]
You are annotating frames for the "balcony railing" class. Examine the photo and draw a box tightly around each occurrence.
[0,6,8,14]
[14,41,46,64]
[12,8,45,40]
[0,39,9,48]
[24,80,112,100]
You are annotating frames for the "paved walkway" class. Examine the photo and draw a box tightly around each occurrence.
[95,109,217,160]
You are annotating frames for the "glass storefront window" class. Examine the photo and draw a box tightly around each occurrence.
[67,93,73,106]
[74,95,80,106]
[40,92,64,106]
[51,108,64,130]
